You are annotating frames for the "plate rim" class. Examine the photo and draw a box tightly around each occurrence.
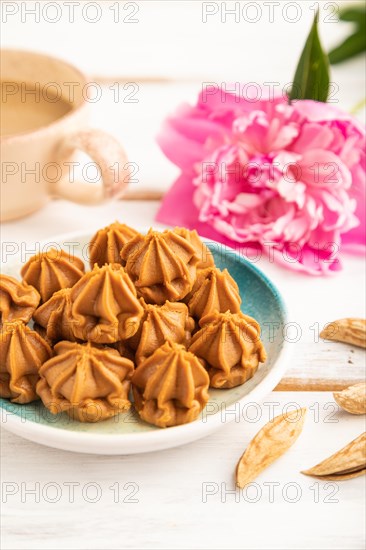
[0,229,291,454]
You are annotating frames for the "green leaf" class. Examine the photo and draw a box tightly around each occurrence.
[328,6,366,65]
[289,13,330,103]
[329,30,366,64]
[339,6,366,25]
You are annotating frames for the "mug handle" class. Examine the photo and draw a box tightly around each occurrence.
[52,129,130,204]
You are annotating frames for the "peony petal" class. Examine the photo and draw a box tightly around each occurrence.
[271,243,342,275]
[277,178,306,207]
[157,90,365,276]
[299,149,352,189]
[291,123,335,153]
[292,100,354,123]
[342,164,366,251]
[157,120,225,171]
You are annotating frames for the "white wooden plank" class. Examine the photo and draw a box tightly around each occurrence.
[1,392,365,550]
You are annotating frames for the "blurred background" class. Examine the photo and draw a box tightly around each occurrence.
[1,0,365,194]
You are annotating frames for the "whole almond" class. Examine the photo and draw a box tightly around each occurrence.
[302,432,366,481]
[334,383,366,415]
[236,408,306,488]
[307,469,365,481]
[320,318,366,348]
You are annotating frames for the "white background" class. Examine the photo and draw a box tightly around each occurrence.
[1,2,366,549]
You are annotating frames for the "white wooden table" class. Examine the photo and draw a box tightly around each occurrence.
[1,200,365,550]
[1,391,365,550]
[1,2,366,548]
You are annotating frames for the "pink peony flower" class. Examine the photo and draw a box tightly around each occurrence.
[157,87,365,275]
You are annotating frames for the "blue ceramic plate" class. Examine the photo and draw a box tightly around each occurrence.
[0,231,290,454]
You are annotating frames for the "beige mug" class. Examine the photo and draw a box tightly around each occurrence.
[0,49,130,221]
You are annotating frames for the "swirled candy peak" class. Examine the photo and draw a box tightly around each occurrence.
[21,248,85,302]
[186,267,241,319]
[33,287,76,343]
[37,340,134,422]
[189,311,266,388]
[172,227,214,270]
[121,228,199,304]
[132,340,209,427]
[128,298,195,364]
[89,221,138,268]
[0,320,52,403]
[70,263,143,343]
[0,274,40,323]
